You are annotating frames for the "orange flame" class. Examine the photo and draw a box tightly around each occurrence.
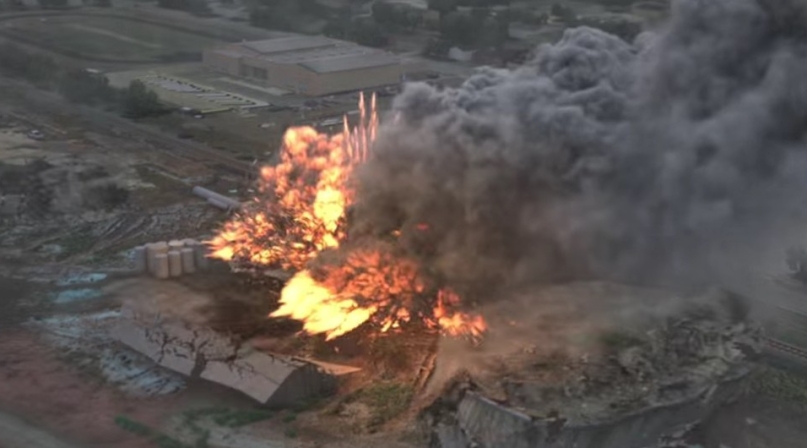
[210,93,486,341]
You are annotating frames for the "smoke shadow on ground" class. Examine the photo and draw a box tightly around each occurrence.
[176,271,303,341]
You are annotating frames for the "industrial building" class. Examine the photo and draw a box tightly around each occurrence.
[203,36,413,96]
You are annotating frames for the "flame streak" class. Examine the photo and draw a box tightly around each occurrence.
[210,93,486,341]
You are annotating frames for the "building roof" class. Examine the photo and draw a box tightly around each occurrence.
[213,35,402,74]
[211,48,248,59]
[381,0,428,9]
[300,52,400,73]
[242,36,335,55]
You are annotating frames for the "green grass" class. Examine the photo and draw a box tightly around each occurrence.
[181,407,275,429]
[115,416,206,448]
[348,382,414,427]
[55,226,95,260]
[83,17,219,52]
[368,336,411,371]
[747,368,807,405]
[212,409,275,427]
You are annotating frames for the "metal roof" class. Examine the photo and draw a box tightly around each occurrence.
[242,36,335,55]
[299,53,400,73]
[211,48,247,59]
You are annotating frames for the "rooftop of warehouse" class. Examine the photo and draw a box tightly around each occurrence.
[210,36,402,73]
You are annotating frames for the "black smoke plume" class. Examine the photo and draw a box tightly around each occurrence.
[347,0,807,301]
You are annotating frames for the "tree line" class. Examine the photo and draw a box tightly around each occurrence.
[0,44,167,119]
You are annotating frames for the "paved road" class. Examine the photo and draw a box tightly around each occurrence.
[0,411,80,448]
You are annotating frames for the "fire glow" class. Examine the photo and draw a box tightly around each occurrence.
[208,93,486,341]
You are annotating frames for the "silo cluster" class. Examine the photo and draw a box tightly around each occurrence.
[133,239,209,279]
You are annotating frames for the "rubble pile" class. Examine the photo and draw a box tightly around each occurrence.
[422,285,762,448]
[490,312,758,423]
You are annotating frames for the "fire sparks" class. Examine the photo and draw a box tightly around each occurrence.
[209,93,486,341]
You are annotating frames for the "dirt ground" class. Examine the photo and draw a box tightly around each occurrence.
[0,329,177,448]
[686,367,807,448]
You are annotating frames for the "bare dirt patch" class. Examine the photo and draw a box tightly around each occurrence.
[0,330,179,448]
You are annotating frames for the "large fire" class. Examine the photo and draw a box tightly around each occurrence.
[208,93,486,341]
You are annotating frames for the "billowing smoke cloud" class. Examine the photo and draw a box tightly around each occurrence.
[348,0,807,301]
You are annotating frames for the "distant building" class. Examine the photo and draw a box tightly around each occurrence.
[423,9,441,29]
[203,36,413,96]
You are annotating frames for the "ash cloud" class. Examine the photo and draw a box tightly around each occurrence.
[349,0,807,300]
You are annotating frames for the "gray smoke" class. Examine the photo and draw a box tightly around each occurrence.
[348,0,807,302]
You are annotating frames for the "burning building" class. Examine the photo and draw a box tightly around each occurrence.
[200,0,807,445]
[207,92,487,343]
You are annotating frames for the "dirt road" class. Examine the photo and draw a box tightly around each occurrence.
[0,411,80,448]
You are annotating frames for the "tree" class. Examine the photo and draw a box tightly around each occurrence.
[350,20,389,48]
[157,0,210,14]
[440,11,477,47]
[38,0,68,9]
[428,0,457,13]
[458,0,509,5]
[401,7,424,30]
[58,70,117,105]
[121,81,166,119]
[372,1,396,24]
[374,2,423,31]
[250,6,294,31]
[323,18,349,39]
[596,0,636,8]
[422,37,451,58]
[478,14,509,48]
[550,3,577,22]
[0,44,58,86]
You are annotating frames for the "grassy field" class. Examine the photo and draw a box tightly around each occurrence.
[0,15,222,62]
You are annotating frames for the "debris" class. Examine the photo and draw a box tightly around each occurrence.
[422,284,761,448]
